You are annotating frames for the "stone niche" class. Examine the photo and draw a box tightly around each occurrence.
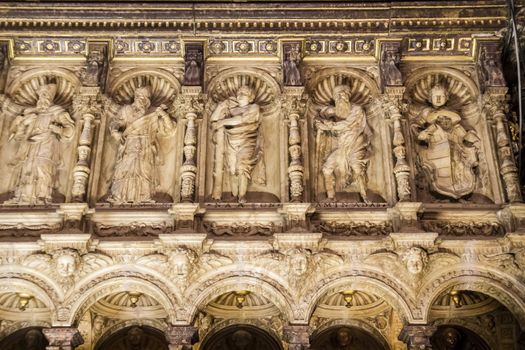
[202,67,284,203]
[0,66,81,205]
[306,67,395,204]
[93,66,184,205]
[403,67,502,204]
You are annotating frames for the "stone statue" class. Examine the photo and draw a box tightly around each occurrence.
[211,85,265,203]
[334,327,353,350]
[284,44,302,86]
[381,48,402,86]
[479,48,506,87]
[81,50,105,87]
[315,84,371,202]
[107,86,176,204]
[183,50,202,86]
[441,327,461,350]
[24,329,46,350]
[125,326,146,350]
[5,83,75,205]
[401,247,428,275]
[413,84,480,200]
[229,330,254,350]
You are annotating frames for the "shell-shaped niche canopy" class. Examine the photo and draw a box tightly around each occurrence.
[7,68,81,108]
[108,68,181,107]
[206,68,281,115]
[307,68,380,106]
[404,68,479,111]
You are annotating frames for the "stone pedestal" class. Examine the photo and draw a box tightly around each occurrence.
[284,325,311,350]
[165,325,198,350]
[399,325,436,350]
[43,327,83,350]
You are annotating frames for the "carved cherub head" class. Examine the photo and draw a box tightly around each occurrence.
[53,249,81,278]
[442,327,461,349]
[287,248,310,277]
[402,247,428,275]
[428,83,449,108]
[169,247,197,278]
[335,327,353,347]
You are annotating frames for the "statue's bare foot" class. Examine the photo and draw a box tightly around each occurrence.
[238,196,247,204]
[361,195,371,204]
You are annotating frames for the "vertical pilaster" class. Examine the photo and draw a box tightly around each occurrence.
[399,324,436,350]
[165,325,198,350]
[283,325,311,350]
[43,327,83,350]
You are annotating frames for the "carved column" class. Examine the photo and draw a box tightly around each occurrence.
[282,88,307,202]
[385,87,411,201]
[71,87,101,202]
[43,327,84,350]
[399,325,436,350]
[165,325,198,350]
[283,325,311,350]
[175,87,203,203]
[483,87,522,202]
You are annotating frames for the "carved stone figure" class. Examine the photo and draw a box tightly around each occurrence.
[183,47,203,86]
[81,50,105,87]
[92,315,106,336]
[334,327,354,349]
[315,84,371,202]
[125,326,146,350]
[442,327,461,350]
[24,329,46,350]
[381,47,402,86]
[401,247,428,275]
[230,330,254,350]
[169,248,196,279]
[54,249,80,278]
[284,43,302,86]
[211,85,265,203]
[5,83,75,205]
[413,84,480,200]
[107,86,176,204]
[479,48,506,87]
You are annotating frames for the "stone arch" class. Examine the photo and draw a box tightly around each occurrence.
[184,273,295,324]
[419,268,525,330]
[6,67,81,107]
[432,319,497,350]
[310,319,389,350]
[200,322,283,350]
[303,270,417,324]
[205,67,281,116]
[65,275,179,325]
[94,324,169,350]
[108,67,182,106]
[94,320,169,350]
[306,67,380,106]
[0,275,60,313]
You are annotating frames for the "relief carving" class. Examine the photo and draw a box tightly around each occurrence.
[411,84,481,201]
[314,85,371,203]
[106,86,176,204]
[421,220,505,236]
[283,43,302,86]
[93,221,173,237]
[211,86,266,203]
[203,221,280,237]
[314,221,393,236]
[4,84,75,205]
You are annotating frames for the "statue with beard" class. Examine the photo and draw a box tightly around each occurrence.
[5,83,75,205]
[107,86,176,204]
[315,84,371,203]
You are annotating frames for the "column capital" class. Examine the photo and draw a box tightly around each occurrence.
[165,325,198,350]
[43,327,83,350]
[283,325,311,350]
[399,324,436,350]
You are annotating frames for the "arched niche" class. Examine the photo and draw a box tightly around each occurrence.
[203,68,284,203]
[310,325,388,350]
[0,67,81,205]
[403,67,500,204]
[200,324,282,350]
[430,325,490,350]
[94,325,168,350]
[0,327,49,350]
[96,67,183,204]
[304,67,394,204]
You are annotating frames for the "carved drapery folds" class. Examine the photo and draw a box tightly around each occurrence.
[99,68,181,204]
[206,69,281,203]
[0,68,80,205]
[307,68,390,203]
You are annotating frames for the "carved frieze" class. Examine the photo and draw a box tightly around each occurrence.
[314,221,393,237]
[208,39,277,56]
[14,38,87,56]
[203,221,281,237]
[421,220,505,236]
